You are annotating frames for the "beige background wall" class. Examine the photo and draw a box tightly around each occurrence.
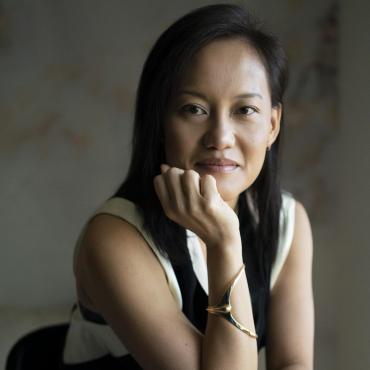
[336,1,369,368]
[0,1,369,369]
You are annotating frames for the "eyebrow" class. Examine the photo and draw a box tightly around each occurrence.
[178,90,263,100]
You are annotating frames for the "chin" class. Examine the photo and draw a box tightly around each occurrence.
[216,183,247,203]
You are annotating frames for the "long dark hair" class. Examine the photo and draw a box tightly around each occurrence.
[114,4,288,342]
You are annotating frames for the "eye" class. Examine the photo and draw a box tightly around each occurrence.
[181,104,207,115]
[236,106,258,116]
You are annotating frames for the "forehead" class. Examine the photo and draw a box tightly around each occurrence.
[175,38,269,98]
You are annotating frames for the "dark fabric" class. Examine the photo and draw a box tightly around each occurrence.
[67,230,270,369]
[6,324,69,370]
[192,281,209,333]
[172,251,209,335]
[77,249,269,353]
[172,241,269,352]
[78,301,107,325]
[244,240,271,350]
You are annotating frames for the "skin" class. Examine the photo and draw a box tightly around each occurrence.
[154,37,281,252]
[162,37,281,212]
[76,38,314,370]
[154,38,313,368]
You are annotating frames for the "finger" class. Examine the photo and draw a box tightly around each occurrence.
[200,174,219,201]
[160,163,170,173]
[180,170,201,203]
[162,167,186,212]
[153,175,170,210]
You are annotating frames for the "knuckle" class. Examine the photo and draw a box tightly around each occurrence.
[168,167,183,176]
[186,169,199,178]
[204,174,215,183]
[204,200,217,215]
[182,170,197,185]
[183,170,192,180]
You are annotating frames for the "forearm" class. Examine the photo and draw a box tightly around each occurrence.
[202,239,258,370]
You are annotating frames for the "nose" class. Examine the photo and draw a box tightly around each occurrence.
[202,114,235,150]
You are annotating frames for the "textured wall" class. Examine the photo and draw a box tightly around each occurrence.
[0,0,333,304]
[1,0,368,369]
[336,1,370,369]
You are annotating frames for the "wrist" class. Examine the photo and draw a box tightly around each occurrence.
[206,240,245,306]
[206,234,242,251]
[206,237,242,260]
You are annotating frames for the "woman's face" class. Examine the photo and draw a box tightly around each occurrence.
[164,38,281,210]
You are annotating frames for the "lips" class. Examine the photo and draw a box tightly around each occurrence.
[196,158,238,166]
[195,158,239,173]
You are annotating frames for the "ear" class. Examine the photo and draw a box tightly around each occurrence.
[268,103,282,148]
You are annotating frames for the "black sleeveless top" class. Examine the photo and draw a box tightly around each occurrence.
[62,194,296,369]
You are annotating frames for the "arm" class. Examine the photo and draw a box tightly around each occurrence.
[77,167,258,370]
[78,215,204,370]
[265,201,315,370]
[78,216,257,370]
[155,165,258,369]
[203,243,258,370]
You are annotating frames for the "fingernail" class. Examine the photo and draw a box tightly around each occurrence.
[160,164,168,173]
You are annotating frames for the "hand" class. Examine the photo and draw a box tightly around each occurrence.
[153,164,240,249]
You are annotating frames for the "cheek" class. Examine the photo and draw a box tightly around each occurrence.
[164,121,197,166]
[238,128,269,177]
[239,113,271,154]
[239,127,268,156]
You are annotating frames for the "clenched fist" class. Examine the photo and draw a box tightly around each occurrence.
[153,164,241,249]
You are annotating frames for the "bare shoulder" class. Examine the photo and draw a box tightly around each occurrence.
[76,213,168,306]
[76,214,173,312]
[266,199,314,369]
[271,199,313,296]
[294,200,313,244]
[289,200,313,271]
[75,213,203,370]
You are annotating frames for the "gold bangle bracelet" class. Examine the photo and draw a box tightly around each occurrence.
[206,263,258,339]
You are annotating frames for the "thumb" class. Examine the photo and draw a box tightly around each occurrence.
[200,174,219,201]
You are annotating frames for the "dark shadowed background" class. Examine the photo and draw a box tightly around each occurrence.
[0,1,369,369]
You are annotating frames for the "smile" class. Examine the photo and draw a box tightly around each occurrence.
[195,163,239,173]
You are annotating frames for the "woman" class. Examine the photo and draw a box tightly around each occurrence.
[62,4,314,370]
